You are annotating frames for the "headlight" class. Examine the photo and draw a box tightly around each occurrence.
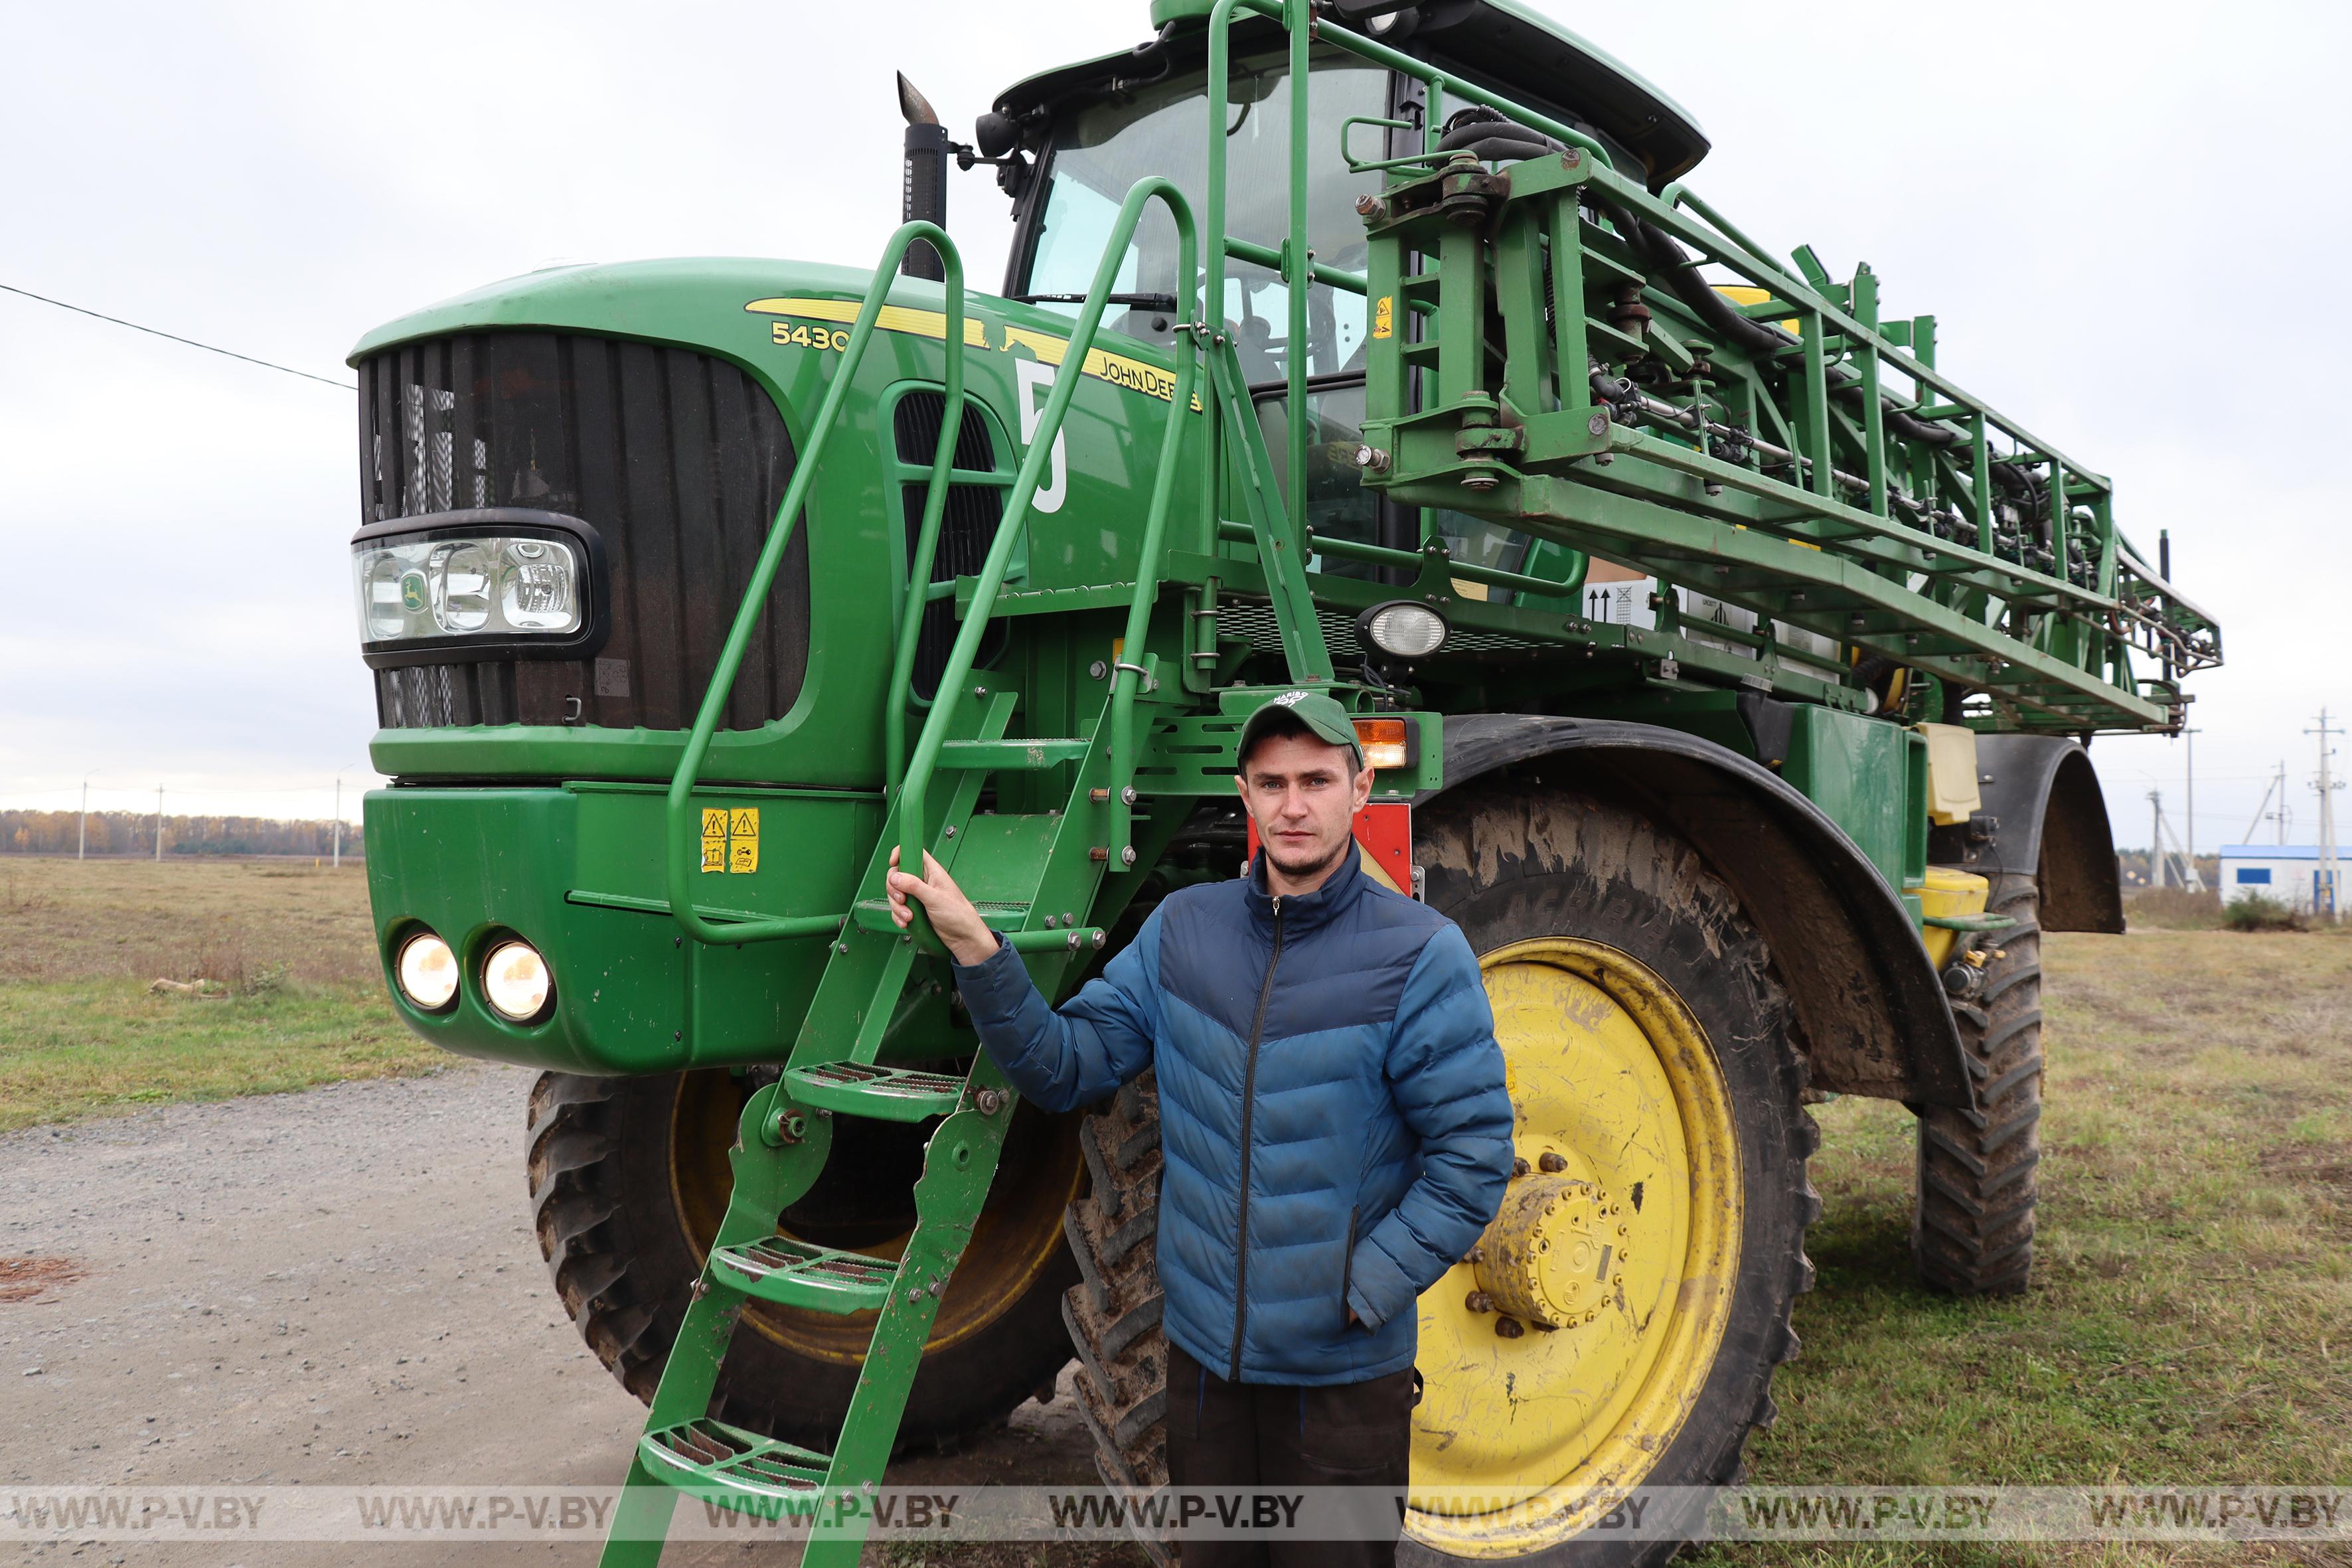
[482,940,553,1022]
[1360,600,1449,659]
[395,930,459,1011]
[351,512,597,656]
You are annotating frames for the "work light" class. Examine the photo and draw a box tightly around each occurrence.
[1351,718,1413,770]
[1360,601,1449,660]
[395,930,459,1012]
[482,941,554,1023]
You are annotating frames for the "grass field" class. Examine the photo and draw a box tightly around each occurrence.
[0,856,437,1131]
[1690,925,2352,1567]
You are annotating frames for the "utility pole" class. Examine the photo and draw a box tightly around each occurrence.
[333,776,343,870]
[79,774,91,861]
[2148,789,2163,887]
[154,784,165,862]
[2241,761,2294,846]
[2180,727,2201,880]
[2313,710,2344,923]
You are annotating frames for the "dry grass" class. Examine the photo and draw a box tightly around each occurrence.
[0,858,441,1131]
[0,856,386,988]
[1692,928,2352,1567]
[2122,886,2226,930]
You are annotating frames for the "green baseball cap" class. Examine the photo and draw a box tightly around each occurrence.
[1235,688,1364,771]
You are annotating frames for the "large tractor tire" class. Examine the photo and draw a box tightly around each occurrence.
[1063,779,1820,1567]
[1913,874,2043,1295]
[528,1066,1083,1451]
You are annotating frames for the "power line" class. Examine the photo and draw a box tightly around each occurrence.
[0,281,356,392]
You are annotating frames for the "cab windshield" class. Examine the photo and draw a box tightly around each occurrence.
[1022,47,1387,384]
[1019,47,1571,610]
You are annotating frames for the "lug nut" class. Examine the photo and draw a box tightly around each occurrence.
[1538,1151,1567,1173]
[1466,1291,1494,1314]
[1494,1316,1526,1339]
[1512,1158,1531,1178]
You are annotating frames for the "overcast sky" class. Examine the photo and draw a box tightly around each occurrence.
[4,0,2347,852]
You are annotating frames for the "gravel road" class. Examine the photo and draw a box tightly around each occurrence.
[0,1065,1106,1566]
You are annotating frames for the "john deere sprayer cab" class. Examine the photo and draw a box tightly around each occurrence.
[351,0,2218,1561]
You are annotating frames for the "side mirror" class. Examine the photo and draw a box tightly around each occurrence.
[974,111,1019,161]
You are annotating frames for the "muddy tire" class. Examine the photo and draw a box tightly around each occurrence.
[1060,778,1818,1567]
[528,1068,1079,1451]
[1913,874,2043,1295]
[1063,1075,1174,1563]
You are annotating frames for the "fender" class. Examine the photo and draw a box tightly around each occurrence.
[1931,736,2124,933]
[1422,714,1971,1109]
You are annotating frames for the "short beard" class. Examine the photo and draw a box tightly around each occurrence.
[1263,833,1349,884]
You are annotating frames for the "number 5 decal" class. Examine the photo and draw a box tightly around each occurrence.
[1014,358,1067,514]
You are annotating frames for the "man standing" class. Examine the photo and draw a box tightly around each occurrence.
[887,690,1514,1567]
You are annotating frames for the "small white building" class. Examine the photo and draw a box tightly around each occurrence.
[2217,844,2343,915]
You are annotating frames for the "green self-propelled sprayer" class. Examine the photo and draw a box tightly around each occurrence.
[346,2,2217,1562]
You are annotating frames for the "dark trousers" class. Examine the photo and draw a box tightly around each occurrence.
[1164,1342,1414,1568]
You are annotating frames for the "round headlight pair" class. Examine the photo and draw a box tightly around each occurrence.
[394,930,552,1023]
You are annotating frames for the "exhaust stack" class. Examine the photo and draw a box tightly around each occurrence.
[897,72,949,281]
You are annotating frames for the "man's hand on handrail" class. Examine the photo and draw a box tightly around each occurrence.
[885,847,1002,967]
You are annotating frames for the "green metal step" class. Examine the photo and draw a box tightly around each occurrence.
[706,1236,899,1312]
[852,896,1030,934]
[637,1417,830,1519]
[783,1061,967,1121]
[935,736,1092,769]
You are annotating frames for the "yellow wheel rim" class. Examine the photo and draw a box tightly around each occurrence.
[1407,939,1743,1558]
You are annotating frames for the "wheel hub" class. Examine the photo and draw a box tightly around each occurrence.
[1470,1175,1626,1332]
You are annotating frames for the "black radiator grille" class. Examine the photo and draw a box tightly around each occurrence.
[358,332,809,732]
[891,392,1006,700]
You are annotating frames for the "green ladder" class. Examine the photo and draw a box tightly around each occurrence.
[601,687,1127,1564]
[604,185,1209,1564]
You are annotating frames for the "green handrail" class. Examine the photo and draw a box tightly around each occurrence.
[884,306,971,791]
[898,177,1202,896]
[1107,190,1202,865]
[665,221,966,947]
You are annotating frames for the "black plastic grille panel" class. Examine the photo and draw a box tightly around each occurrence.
[358,332,809,732]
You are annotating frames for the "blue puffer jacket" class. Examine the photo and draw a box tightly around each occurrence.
[953,849,1514,1385]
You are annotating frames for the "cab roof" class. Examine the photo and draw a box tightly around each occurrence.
[994,0,1707,189]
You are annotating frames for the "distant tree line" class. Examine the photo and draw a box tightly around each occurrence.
[0,811,360,859]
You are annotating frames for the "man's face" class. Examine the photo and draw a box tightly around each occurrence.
[1236,732,1374,886]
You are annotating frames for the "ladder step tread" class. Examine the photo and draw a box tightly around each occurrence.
[852,897,1030,933]
[639,1417,832,1516]
[708,1235,900,1312]
[784,1061,968,1121]
[937,737,1093,769]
